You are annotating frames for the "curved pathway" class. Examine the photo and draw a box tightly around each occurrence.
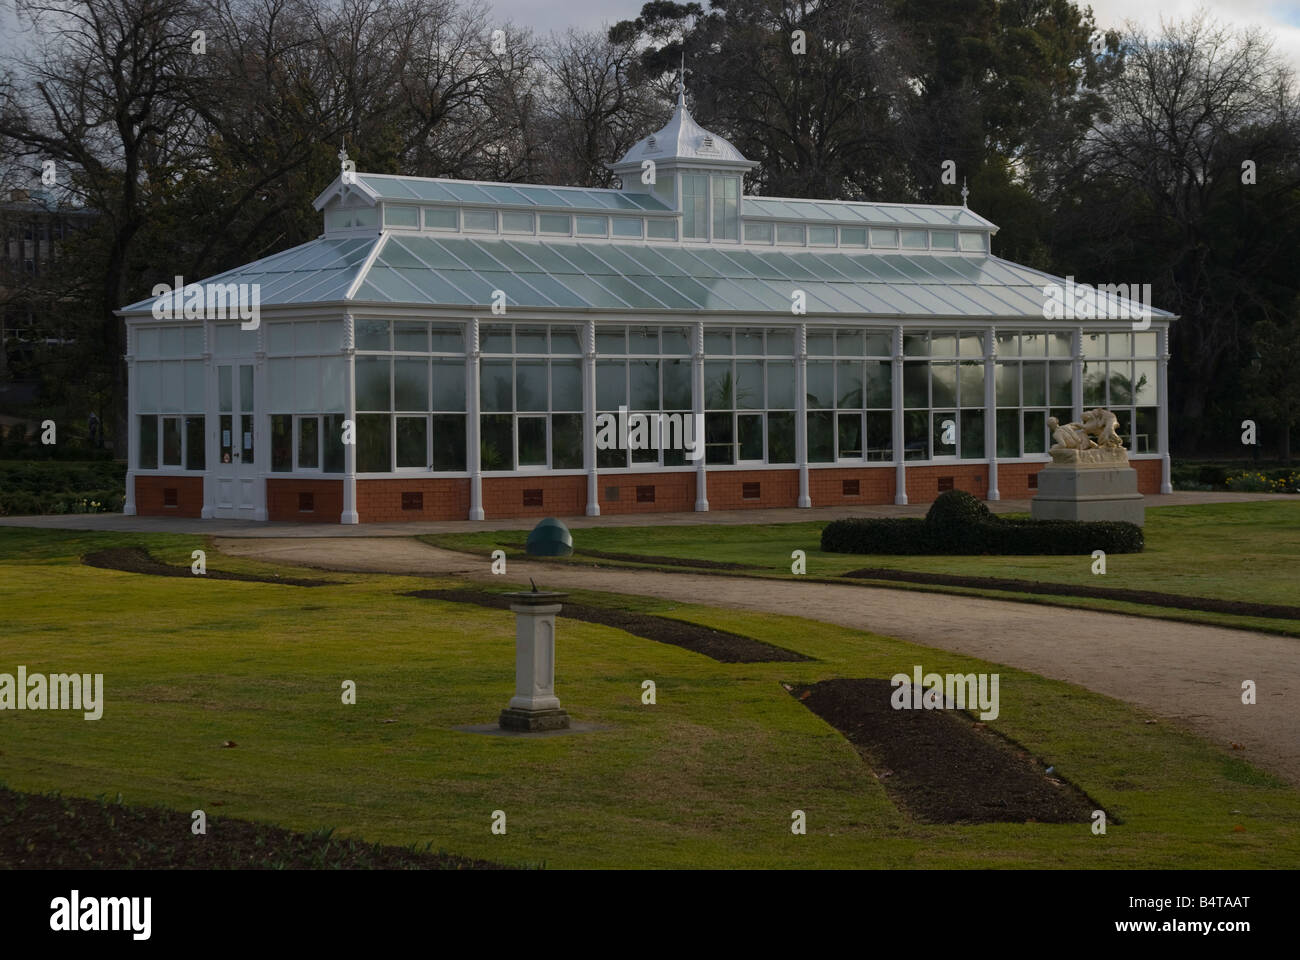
[216,536,1300,786]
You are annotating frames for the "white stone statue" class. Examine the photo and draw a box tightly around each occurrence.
[1049,408,1127,464]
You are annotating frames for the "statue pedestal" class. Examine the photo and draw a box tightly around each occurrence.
[498,592,571,732]
[1031,460,1145,526]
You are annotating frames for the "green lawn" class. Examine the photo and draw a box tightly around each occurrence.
[2,526,1298,868]
[423,500,1300,635]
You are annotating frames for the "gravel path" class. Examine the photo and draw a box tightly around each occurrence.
[216,536,1300,786]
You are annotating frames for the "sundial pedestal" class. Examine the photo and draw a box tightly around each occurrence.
[498,591,571,732]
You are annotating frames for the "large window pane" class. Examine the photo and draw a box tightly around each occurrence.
[357,319,389,351]
[959,361,984,407]
[516,361,547,412]
[735,361,762,409]
[807,411,834,463]
[903,361,928,407]
[864,361,891,408]
[806,361,833,408]
[738,413,763,460]
[766,360,795,407]
[480,359,513,412]
[1136,408,1158,453]
[903,410,928,460]
[396,416,428,468]
[631,359,660,409]
[1082,362,1106,406]
[933,412,957,456]
[394,321,427,352]
[356,356,391,411]
[663,359,691,409]
[1049,360,1073,406]
[432,358,466,411]
[1024,410,1047,454]
[518,417,547,466]
[551,414,583,469]
[551,360,582,411]
[1107,362,1133,405]
[356,414,391,472]
[298,416,319,469]
[704,361,733,409]
[431,415,466,471]
[185,416,206,470]
[961,410,985,459]
[322,415,345,473]
[394,357,428,411]
[931,363,957,407]
[996,409,1019,458]
[1133,361,1157,405]
[597,360,626,409]
[767,411,795,463]
[866,411,892,460]
[162,417,182,466]
[837,412,862,458]
[1022,362,1047,406]
[271,415,292,471]
[836,360,863,408]
[705,412,734,464]
[480,415,513,470]
[996,361,1019,406]
[139,416,158,469]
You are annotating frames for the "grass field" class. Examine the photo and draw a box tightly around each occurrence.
[2,525,1298,868]
[423,500,1300,635]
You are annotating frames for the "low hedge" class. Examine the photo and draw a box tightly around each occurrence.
[0,461,127,516]
[821,489,1144,555]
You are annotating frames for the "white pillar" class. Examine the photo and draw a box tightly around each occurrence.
[583,319,599,516]
[1157,324,1172,493]
[693,320,708,512]
[467,315,485,520]
[1071,326,1084,422]
[892,323,907,505]
[796,322,810,507]
[123,323,137,516]
[499,593,571,731]
[341,313,359,524]
[200,318,215,519]
[985,325,999,500]
[252,321,268,521]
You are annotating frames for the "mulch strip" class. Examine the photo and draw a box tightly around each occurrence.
[499,542,761,571]
[792,679,1097,824]
[842,567,1300,620]
[0,785,505,869]
[405,587,811,663]
[82,546,335,587]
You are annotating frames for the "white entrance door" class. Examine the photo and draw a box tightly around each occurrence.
[213,362,261,519]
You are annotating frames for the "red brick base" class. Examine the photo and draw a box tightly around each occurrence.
[266,479,343,523]
[356,478,470,522]
[134,476,203,518]
[482,475,587,520]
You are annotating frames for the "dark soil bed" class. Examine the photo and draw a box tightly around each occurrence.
[792,678,1098,824]
[83,547,335,587]
[0,785,504,869]
[406,588,810,663]
[501,542,760,571]
[842,567,1300,620]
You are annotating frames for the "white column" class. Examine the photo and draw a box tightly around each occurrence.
[796,322,810,508]
[583,319,599,516]
[200,319,215,519]
[467,315,485,520]
[341,313,359,524]
[1157,324,1172,493]
[123,323,138,516]
[693,320,708,512]
[892,323,907,505]
[252,321,268,521]
[985,325,999,500]
[1071,326,1084,422]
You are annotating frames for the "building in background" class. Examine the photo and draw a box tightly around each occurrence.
[118,91,1175,522]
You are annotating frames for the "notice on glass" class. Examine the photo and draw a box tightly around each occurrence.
[222,429,231,447]
[243,432,252,449]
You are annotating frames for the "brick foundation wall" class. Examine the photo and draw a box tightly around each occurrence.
[598,471,695,515]
[1132,457,1162,494]
[994,461,1048,500]
[808,465,895,505]
[904,464,990,504]
[134,476,204,518]
[706,468,800,510]
[357,478,470,522]
[266,478,343,523]
[482,474,587,519]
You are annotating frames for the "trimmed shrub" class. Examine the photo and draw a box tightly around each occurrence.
[925,489,993,527]
[822,501,1144,556]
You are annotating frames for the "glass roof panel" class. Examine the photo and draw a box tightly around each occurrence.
[440,182,496,203]
[474,270,558,307]
[514,273,589,308]
[503,242,583,274]
[553,274,633,309]
[402,181,459,202]
[475,184,531,204]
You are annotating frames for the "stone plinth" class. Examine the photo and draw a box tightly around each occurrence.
[1031,460,1145,526]
[499,591,571,731]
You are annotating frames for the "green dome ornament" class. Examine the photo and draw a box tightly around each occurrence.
[525,517,574,557]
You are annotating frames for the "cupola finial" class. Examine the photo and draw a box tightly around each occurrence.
[677,49,686,108]
[961,176,969,208]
